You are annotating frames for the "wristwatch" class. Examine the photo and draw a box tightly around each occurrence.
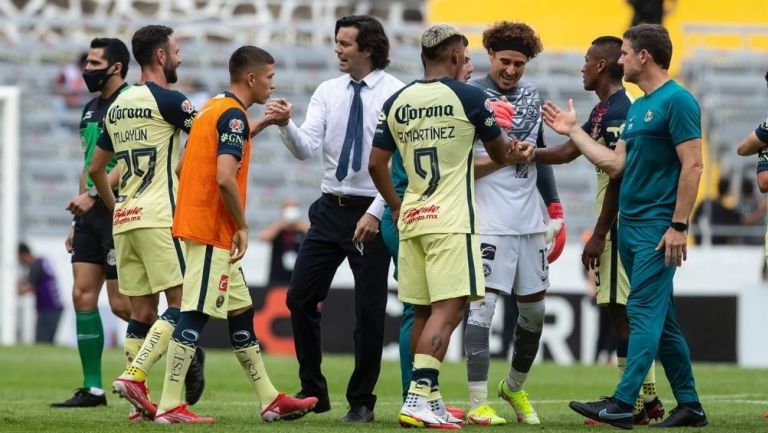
[670,221,688,232]
[87,186,99,198]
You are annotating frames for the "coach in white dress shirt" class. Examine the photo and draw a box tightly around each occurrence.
[266,15,403,423]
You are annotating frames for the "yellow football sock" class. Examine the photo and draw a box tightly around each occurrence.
[124,337,144,365]
[408,354,441,398]
[414,353,441,370]
[617,356,627,379]
[642,360,657,399]
[158,341,195,412]
[122,319,175,381]
[408,380,431,398]
[234,344,279,407]
[428,389,442,402]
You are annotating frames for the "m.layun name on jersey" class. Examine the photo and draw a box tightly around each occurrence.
[107,105,152,144]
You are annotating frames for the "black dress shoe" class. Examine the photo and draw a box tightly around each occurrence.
[341,405,374,423]
[294,391,330,413]
[50,388,107,408]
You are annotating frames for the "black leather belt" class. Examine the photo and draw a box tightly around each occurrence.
[322,193,374,208]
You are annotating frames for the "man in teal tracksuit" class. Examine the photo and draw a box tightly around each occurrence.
[542,24,707,429]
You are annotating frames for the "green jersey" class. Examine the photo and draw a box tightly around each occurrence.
[79,84,128,188]
[620,80,701,224]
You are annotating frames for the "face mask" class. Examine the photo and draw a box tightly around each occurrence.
[82,66,113,93]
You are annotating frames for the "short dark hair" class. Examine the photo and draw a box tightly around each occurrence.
[18,242,30,256]
[591,36,624,80]
[229,46,274,79]
[131,25,174,67]
[422,34,465,61]
[90,38,130,78]
[335,15,390,70]
[623,24,672,70]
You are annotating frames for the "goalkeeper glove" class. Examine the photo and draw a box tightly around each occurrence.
[489,100,514,130]
[546,201,566,263]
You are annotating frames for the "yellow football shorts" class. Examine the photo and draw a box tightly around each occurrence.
[181,240,252,319]
[595,236,630,305]
[397,233,485,305]
[114,227,184,296]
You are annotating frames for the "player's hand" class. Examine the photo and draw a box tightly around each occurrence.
[581,232,605,270]
[65,226,75,254]
[506,140,534,164]
[66,193,95,216]
[265,98,292,127]
[546,202,566,263]
[489,100,514,130]
[656,228,687,267]
[230,227,248,263]
[353,212,380,243]
[542,99,578,136]
[391,208,400,231]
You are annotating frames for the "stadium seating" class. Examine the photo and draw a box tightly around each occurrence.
[1,0,766,245]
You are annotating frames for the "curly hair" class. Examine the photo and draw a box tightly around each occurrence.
[482,21,542,60]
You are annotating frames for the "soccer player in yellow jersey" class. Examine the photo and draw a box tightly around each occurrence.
[369,24,533,429]
[89,25,202,418]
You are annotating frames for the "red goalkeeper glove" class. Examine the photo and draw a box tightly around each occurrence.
[546,201,566,263]
[489,100,514,130]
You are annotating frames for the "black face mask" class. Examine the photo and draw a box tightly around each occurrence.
[82,66,114,93]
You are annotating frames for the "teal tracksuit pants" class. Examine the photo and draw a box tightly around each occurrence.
[382,207,414,401]
[614,222,700,405]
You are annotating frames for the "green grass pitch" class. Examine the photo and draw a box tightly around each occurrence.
[2,346,768,432]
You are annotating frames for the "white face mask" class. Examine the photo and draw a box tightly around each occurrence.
[282,206,302,223]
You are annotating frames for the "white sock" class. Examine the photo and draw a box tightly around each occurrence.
[468,381,487,409]
[506,368,528,392]
[88,387,105,396]
[404,392,429,410]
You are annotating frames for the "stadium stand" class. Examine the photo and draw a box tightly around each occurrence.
[1,0,766,246]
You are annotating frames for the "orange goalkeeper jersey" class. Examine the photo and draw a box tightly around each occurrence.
[173,92,251,249]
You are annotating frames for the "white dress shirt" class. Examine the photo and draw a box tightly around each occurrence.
[279,69,404,218]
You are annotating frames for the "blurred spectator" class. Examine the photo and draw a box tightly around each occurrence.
[691,177,742,245]
[259,199,309,286]
[627,0,675,26]
[178,78,210,110]
[737,178,767,245]
[18,243,63,343]
[54,52,88,110]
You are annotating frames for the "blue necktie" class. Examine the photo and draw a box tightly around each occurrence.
[335,80,365,181]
